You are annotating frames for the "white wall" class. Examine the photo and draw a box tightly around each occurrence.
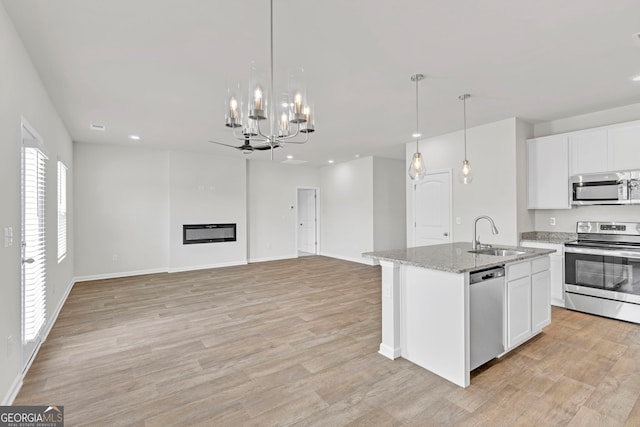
[407,118,523,247]
[74,143,170,278]
[516,119,535,234]
[373,157,406,251]
[534,102,640,137]
[0,2,74,404]
[531,103,640,233]
[320,157,375,263]
[168,151,247,271]
[75,144,249,276]
[247,160,320,262]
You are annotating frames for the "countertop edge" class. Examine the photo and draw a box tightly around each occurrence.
[363,244,555,274]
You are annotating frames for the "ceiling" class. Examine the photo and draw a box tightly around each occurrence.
[4,0,640,166]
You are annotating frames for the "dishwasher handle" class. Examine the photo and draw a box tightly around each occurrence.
[470,266,505,284]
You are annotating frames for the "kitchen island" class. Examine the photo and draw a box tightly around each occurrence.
[363,242,555,387]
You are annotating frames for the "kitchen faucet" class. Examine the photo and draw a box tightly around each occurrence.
[472,216,499,250]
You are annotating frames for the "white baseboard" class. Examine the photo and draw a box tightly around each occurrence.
[248,254,297,263]
[2,277,75,405]
[379,343,401,360]
[320,252,377,266]
[43,279,75,342]
[74,267,168,283]
[167,260,248,273]
[2,374,22,406]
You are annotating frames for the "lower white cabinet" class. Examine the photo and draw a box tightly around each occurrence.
[505,257,551,350]
[507,276,532,348]
[531,269,551,331]
[520,241,564,307]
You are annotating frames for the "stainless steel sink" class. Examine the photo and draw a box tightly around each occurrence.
[468,248,527,256]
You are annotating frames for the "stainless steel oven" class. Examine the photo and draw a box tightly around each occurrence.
[564,221,640,323]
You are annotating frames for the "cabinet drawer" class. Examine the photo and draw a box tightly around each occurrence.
[531,256,550,274]
[507,261,530,281]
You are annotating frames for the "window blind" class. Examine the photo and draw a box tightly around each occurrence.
[23,147,47,342]
[57,161,67,262]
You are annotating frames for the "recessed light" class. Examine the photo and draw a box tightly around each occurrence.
[412,132,421,138]
[128,135,141,140]
[90,124,106,131]
[355,154,360,158]
[328,160,334,164]
[286,155,293,159]
[631,73,640,82]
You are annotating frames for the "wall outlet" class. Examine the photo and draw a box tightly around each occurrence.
[456,217,461,225]
[384,284,391,298]
[549,217,556,226]
[112,254,118,261]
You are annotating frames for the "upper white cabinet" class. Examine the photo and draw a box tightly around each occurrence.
[607,122,640,171]
[527,135,570,209]
[569,129,608,175]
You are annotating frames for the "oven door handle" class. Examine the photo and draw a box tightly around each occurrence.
[564,246,640,259]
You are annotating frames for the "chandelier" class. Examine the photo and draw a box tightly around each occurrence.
[210,0,315,158]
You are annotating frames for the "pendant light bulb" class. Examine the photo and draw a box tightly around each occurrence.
[409,74,426,180]
[409,151,426,180]
[458,94,473,184]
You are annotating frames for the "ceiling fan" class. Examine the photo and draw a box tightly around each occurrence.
[209,136,281,155]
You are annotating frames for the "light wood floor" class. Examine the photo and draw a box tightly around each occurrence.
[15,256,640,426]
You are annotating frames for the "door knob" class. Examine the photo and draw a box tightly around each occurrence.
[443,232,449,237]
[23,258,34,264]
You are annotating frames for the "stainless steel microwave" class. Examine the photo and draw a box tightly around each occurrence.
[570,171,630,205]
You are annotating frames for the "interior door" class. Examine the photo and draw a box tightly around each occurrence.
[297,188,317,254]
[413,170,452,246]
[21,119,47,373]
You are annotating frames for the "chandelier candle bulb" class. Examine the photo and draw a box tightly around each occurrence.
[279,112,289,136]
[229,97,238,119]
[294,92,302,114]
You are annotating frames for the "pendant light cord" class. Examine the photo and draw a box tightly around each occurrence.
[415,77,419,151]
[463,95,467,160]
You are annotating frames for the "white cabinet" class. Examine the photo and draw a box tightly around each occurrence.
[507,276,532,348]
[569,129,608,175]
[505,257,551,350]
[520,241,564,307]
[527,135,570,209]
[607,122,640,171]
[532,270,551,331]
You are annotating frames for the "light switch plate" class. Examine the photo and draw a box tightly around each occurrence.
[549,217,556,226]
[4,227,13,247]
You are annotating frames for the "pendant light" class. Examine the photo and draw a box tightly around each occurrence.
[408,74,426,180]
[459,93,473,184]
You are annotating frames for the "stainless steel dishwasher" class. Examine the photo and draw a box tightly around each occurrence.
[470,266,505,370]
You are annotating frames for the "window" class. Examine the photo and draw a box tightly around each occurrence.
[23,146,47,342]
[57,160,67,262]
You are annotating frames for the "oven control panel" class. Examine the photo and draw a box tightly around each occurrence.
[601,224,626,231]
[577,221,640,235]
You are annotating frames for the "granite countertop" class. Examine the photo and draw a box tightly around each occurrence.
[520,231,577,244]
[362,242,556,274]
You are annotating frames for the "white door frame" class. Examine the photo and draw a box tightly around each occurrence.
[20,117,47,374]
[412,168,453,247]
[296,187,320,256]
